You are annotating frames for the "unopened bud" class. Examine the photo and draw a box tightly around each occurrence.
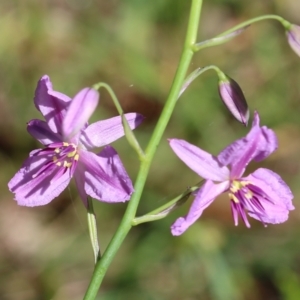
[285,24,300,58]
[218,75,249,126]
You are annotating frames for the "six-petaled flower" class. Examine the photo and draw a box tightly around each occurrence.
[8,75,143,207]
[169,112,294,235]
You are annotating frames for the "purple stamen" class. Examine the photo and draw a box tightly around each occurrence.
[230,200,250,227]
[230,201,239,226]
[237,203,251,228]
[46,142,65,149]
[32,160,55,178]
[249,195,265,212]
[50,166,68,184]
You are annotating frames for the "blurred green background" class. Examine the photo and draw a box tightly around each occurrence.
[1,0,300,299]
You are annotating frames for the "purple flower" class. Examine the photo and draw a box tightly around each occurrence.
[286,24,300,58]
[169,112,294,235]
[8,75,143,207]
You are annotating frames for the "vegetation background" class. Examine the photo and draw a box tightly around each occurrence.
[1,0,300,299]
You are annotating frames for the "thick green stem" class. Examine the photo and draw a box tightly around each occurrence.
[83,0,203,299]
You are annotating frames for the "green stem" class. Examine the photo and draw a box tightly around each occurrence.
[132,185,200,226]
[179,65,223,98]
[195,14,286,51]
[93,82,124,115]
[83,0,203,298]
[87,198,101,263]
[93,82,145,159]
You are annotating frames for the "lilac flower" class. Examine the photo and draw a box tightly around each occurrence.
[8,75,143,207]
[169,112,294,235]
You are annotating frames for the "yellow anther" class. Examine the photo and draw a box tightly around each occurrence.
[51,143,79,169]
[244,191,253,200]
[67,150,77,158]
[230,181,242,193]
[240,180,250,186]
[229,192,239,203]
[63,161,72,168]
[229,180,254,204]
[230,180,251,193]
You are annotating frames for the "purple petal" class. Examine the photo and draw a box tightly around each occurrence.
[78,146,134,202]
[171,180,229,235]
[218,126,260,177]
[8,153,71,206]
[34,75,71,134]
[74,168,88,207]
[27,119,62,145]
[63,88,99,140]
[286,24,300,58]
[80,113,144,149]
[243,168,294,224]
[218,112,278,177]
[254,125,278,161]
[169,139,230,181]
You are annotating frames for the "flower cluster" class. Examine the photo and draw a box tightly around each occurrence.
[8,76,295,235]
[8,75,143,207]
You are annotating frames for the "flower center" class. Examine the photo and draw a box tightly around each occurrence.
[228,180,252,203]
[32,142,79,180]
[51,142,79,168]
[228,180,266,227]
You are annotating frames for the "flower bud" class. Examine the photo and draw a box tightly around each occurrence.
[286,24,300,58]
[218,75,249,125]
